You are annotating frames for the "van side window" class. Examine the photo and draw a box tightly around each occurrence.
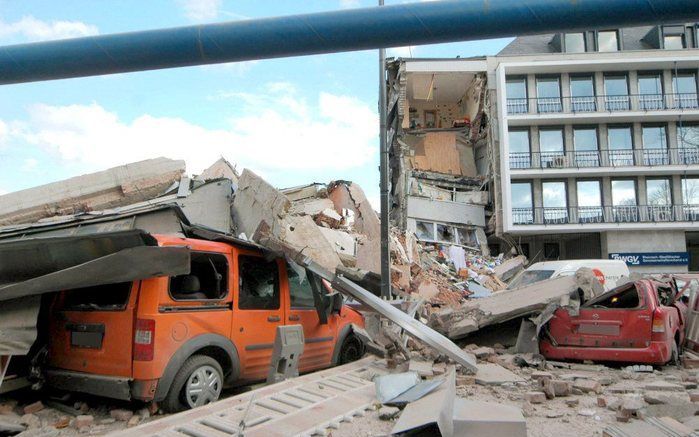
[170,252,228,300]
[239,256,280,310]
[287,262,315,309]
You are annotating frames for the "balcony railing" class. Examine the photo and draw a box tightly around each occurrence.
[509,148,699,170]
[506,93,699,115]
[512,204,699,225]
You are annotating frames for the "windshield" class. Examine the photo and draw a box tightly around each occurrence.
[508,270,556,289]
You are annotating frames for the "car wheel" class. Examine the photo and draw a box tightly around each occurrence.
[338,335,364,365]
[163,355,224,413]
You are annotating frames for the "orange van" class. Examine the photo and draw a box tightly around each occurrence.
[44,235,365,412]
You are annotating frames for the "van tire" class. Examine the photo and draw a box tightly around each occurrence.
[162,355,224,413]
[338,335,364,365]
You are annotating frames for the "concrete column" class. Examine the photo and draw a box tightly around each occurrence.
[598,123,610,167]
[663,69,674,95]
[637,175,647,205]
[673,174,684,204]
[602,176,613,222]
[527,73,537,115]
[668,121,679,164]
[567,177,578,223]
[632,122,644,165]
[594,72,605,112]
[628,70,639,95]
[533,179,543,224]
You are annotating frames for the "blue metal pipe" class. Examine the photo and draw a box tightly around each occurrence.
[1,0,698,84]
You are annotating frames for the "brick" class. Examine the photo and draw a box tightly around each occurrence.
[543,379,572,397]
[616,410,631,423]
[74,415,94,430]
[472,347,495,359]
[524,391,546,404]
[127,416,140,427]
[573,379,602,394]
[22,401,43,415]
[690,391,699,402]
[530,371,553,382]
[597,397,607,408]
[566,399,580,407]
[110,409,134,422]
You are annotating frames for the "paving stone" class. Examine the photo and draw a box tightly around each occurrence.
[472,347,495,359]
[620,394,645,415]
[639,402,699,420]
[644,381,685,392]
[22,402,44,415]
[524,392,546,404]
[530,371,553,382]
[577,408,595,416]
[20,414,40,429]
[573,379,602,394]
[644,392,691,405]
[73,415,93,430]
[408,360,434,377]
[475,363,526,386]
[566,399,580,407]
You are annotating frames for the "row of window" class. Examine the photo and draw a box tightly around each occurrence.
[506,71,699,114]
[559,25,698,54]
[414,221,479,247]
[511,177,699,221]
[508,123,699,168]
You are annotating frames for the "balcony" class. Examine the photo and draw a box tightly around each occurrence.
[512,204,699,225]
[509,148,699,170]
[506,93,699,116]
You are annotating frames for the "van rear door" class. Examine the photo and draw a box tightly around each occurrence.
[48,282,138,377]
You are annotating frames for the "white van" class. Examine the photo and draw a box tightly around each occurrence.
[507,259,630,291]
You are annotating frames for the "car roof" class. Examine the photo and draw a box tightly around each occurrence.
[527,259,627,271]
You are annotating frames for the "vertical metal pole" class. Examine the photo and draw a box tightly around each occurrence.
[379,0,391,298]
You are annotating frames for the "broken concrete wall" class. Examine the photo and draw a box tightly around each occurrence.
[0,157,185,226]
[194,158,239,184]
[232,169,342,272]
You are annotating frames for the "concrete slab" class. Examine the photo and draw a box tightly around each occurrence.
[452,399,527,437]
[475,363,526,386]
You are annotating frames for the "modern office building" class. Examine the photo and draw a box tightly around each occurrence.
[387,23,699,273]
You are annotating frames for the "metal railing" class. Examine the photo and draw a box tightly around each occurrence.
[507,93,699,115]
[512,204,699,225]
[509,147,699,170]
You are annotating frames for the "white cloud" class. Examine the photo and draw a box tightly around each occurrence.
[200,60,259,76]
[0,16,98,42]
[0,188,7,196]
[12,85,378,176]
[21,158,38,172]
[179,0,222,21]
[387,46,417,58]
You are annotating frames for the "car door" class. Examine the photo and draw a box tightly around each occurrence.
[282,262,337,373]
[230,254,286,381]
[547,281,653,348]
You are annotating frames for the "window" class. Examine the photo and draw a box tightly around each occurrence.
[542,181,568,223]
[544,243,560,260]
[597,30,619,52]
[641,125,668,165]
[638,73,664,110]
[424,110,437,128]
[604,75,630,110]
[456,227,478,248]
[508,129,531,169]
[238,256,280,310]
[612,179,638,222]
[62,282,131,311]
[673,72,698,109]
[608,126,634,166]
[564,33,586,53]
[287,263,315,309]
[573,127,599,167]
[646,178,672,205]
[539,128,565,167]
[415,221,434,240]
[170,252,228,301]
[511,182,533,224]
[664,35,685,50]
[536,77,562,113]
[678,124,699,164]
[683,178,699,205]
[646,178,673,222]
[506,77,528,114]
[577,180,603,223]
[570,75,596,112]
[436,224,455,243]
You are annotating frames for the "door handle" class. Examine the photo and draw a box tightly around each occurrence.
[267,316,280,322]
[288,315,300,321]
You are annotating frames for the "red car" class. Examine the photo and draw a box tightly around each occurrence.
[540,278,687,365]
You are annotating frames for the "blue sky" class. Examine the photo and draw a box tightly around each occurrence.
[0,0,511,207]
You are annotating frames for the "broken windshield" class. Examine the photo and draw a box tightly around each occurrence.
[508,270,555,289]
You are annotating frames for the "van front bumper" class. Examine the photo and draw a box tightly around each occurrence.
[45,369,159,401]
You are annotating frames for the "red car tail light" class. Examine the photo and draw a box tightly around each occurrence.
[652,310,666,333]
[134,319,155,361]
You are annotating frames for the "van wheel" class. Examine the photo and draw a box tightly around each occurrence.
[338,335,363,364]
[163,355,224,413]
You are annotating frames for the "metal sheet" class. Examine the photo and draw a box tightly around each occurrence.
[328,272,478,372]
[0,246,189,302]
[0,0,698,84]
[0,296,41,355]
[392,368,455,437]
